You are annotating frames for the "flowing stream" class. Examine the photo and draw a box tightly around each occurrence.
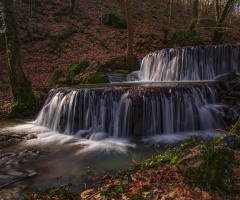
[0,45,239,199]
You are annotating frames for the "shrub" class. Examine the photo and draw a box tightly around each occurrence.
[169,30,206,47]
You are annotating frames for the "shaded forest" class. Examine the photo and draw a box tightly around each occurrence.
[0,0,240,113]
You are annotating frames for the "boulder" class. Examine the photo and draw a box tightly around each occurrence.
[176,146,235,191]
[223,135,240,150]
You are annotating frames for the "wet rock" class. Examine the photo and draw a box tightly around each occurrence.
[223,135,240,150]
[26,133,38,140]
[215,72,239,81]
[126,71,140,81]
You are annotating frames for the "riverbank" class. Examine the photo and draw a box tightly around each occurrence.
[23,119,240,200]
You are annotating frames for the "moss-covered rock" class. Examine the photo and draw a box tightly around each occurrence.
[98,56,135,72]
[169,30,206,48]
[177,146,235,191]
[81,73,109,84]
[51,69,65,86]
[102,12,127,29]
[91,74,109,83]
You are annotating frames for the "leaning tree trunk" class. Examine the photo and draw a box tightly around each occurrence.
[212,0,237,44]
[2,0,38,114]
[70,0,80,14]
[125,0,134,70]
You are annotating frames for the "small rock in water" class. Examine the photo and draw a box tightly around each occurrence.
[26,133,38,140]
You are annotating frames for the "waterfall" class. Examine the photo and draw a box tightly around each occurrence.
[36,84,231,138]
[36,46,240,139]
[138,45,240,81]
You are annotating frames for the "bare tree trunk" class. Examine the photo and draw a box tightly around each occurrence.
[215,0,220,22]
[70,0,80,14]
[2,0,38,115]
[125,0,134,70]
[212,0,237,44]
[163,0,173,44]
[189,0,199,31]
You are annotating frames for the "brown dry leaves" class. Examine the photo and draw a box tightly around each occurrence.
[81,164,226,200]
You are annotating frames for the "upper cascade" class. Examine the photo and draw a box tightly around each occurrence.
[137,45,240,81]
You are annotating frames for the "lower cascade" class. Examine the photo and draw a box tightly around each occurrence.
[36,83,237,138]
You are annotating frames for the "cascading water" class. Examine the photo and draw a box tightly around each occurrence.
[36,45,239,139]
[137,45,240,81]
[36,84,234,138]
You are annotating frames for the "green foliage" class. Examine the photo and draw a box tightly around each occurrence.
[90,74,109,84]
[101,185,124,199]
[231,118,240,135]
[52,60,109,86]
[0,77,9,91]
[8,93,39,117]
[187,145,234,191]
[0,84,10,91]
[66,61,89,85]
[49,27,77,51]
[51,69,64,85]
[23,185,81,200]
[169,30,206,48]
[233,76,240,81]
[100,41,110,50]
[53,16,61,23]
[143,136,203,169]
[170,156,178,165]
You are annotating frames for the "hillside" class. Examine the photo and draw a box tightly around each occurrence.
[0,0,240,107]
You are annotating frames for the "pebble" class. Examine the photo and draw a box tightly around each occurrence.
[194,187,201,193]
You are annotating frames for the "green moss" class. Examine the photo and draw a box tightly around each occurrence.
[231,118,240,135]
[91,74,109,83]
[100,41,110,50]
[81,73,109,84]
[51,69,65,85]
[53,16,62,23]
[186,146,234,191]
[169,30,206,47]
[6,93,39,118]
[66,61,89,85]
[23,185,80,200]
